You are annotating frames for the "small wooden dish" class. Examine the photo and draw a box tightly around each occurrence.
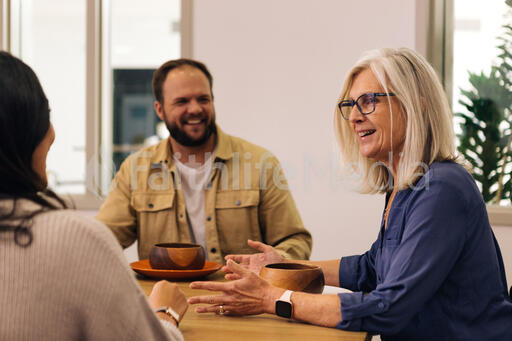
[259,262,325,294]
[149,243,205,270]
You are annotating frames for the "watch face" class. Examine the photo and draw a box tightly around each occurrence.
[276,301,292,318]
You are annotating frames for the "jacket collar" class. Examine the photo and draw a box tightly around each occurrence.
[213,125,233,161]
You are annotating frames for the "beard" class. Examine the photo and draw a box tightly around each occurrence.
[163,109,217,147]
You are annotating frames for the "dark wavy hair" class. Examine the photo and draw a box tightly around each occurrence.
[0,51,67,246]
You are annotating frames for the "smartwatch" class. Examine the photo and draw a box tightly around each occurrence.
[154,306,180,325]
[275,290,293,318]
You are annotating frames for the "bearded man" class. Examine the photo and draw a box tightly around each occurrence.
[96,59,312,264]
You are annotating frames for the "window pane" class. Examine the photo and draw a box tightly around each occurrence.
[110,0,181,68]
[100,0,180,194]
[453,0,512,205]
[15,0,87,194]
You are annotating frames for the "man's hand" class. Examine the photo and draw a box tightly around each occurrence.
[223,239,285,279]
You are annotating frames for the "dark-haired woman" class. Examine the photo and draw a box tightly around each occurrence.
[0,51,187,340]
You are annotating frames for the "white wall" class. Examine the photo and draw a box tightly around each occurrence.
[191,0,512,286]
[192,0,413,259]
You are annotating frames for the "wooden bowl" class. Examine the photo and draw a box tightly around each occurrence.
[259,262,325,294]
[149,243,205,270]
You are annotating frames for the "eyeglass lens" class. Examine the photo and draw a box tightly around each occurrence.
[340,93,376,119]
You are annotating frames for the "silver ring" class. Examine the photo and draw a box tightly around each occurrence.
[218,305,225,315]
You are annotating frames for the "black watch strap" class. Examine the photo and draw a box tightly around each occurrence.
[275,290,293,318]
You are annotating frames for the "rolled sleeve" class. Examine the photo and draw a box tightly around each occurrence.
[339,240,379,292]
[339,256,362,291]
[337,291,392,332]
[337,291,388,331]
[258,156,312,260]
[96,157,138,248]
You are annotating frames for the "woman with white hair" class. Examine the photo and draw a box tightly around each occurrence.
[188,47,512,340]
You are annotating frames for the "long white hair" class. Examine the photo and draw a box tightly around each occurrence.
[334,47,458,193]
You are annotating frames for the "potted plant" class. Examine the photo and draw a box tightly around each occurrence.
[456,0,512,204]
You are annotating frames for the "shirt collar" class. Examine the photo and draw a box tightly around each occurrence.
[152,124,233,167]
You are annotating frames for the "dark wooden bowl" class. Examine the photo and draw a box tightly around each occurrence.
[259,262,325,294]
[149,243,205,270]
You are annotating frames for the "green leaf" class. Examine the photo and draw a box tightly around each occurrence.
[455,9,512,203]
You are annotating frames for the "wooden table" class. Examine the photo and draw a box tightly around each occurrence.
[136,273,370,341]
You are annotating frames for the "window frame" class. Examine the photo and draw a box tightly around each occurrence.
[0,0,9,51]
[429,0,512,227]
[0,0,192,210]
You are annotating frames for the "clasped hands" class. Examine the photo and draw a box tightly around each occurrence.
[187,239,286,316]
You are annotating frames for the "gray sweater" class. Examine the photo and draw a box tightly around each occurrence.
[0,199,183,341]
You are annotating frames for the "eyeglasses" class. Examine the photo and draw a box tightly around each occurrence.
[338,92,396,120]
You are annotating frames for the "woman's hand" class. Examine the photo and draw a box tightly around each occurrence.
[148,280,189,324]
[188,259,284,316]
[223,239,285,279]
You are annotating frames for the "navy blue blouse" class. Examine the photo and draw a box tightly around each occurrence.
[336,162,512,340]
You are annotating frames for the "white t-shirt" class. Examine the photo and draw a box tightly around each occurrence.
[173,152,215,257]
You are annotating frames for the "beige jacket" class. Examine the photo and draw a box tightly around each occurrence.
[96,127,312,263]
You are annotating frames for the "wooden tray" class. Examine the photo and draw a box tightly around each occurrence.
[130,259,222,280]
